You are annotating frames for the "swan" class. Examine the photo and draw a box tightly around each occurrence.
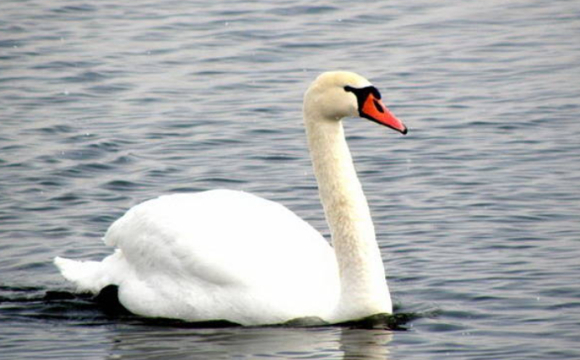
[54,71,408,326]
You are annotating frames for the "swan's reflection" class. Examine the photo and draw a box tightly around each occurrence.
[106,325,392,360]
[340,328,392,359]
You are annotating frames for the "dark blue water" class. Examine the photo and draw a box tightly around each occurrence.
[1,0,580,358]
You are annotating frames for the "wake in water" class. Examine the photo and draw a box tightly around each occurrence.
[0,285,428,329]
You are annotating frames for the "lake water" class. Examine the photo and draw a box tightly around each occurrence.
[1,0,580,358]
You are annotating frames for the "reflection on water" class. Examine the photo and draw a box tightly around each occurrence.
[107,326,392,360]
[339,329,393,360]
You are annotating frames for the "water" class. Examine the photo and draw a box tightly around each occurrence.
[1,0,580,358]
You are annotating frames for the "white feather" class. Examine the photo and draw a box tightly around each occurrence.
[55,71,400,326]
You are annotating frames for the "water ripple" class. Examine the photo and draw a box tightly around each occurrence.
[1,0,580,359]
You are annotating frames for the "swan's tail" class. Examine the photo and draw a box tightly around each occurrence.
[54,255,116,294]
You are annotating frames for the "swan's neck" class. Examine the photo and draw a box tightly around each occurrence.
[304,113,392,320]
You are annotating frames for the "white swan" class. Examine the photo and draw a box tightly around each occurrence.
[54,71,407,326]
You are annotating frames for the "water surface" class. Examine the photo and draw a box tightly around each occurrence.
[1,0,580,358]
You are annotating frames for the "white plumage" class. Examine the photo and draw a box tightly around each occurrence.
[58,190,339,324]
[55,71,407,326]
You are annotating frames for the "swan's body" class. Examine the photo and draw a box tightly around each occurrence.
[55,71,407,326]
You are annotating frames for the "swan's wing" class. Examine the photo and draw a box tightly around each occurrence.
[98,190,339,323]
[104,189,337,292]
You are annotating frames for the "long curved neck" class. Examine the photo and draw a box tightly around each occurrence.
[304,111,392,320]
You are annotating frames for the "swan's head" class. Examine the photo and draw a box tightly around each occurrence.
[304,71,407,134]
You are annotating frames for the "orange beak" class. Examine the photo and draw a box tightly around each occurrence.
[361,93,407,135]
